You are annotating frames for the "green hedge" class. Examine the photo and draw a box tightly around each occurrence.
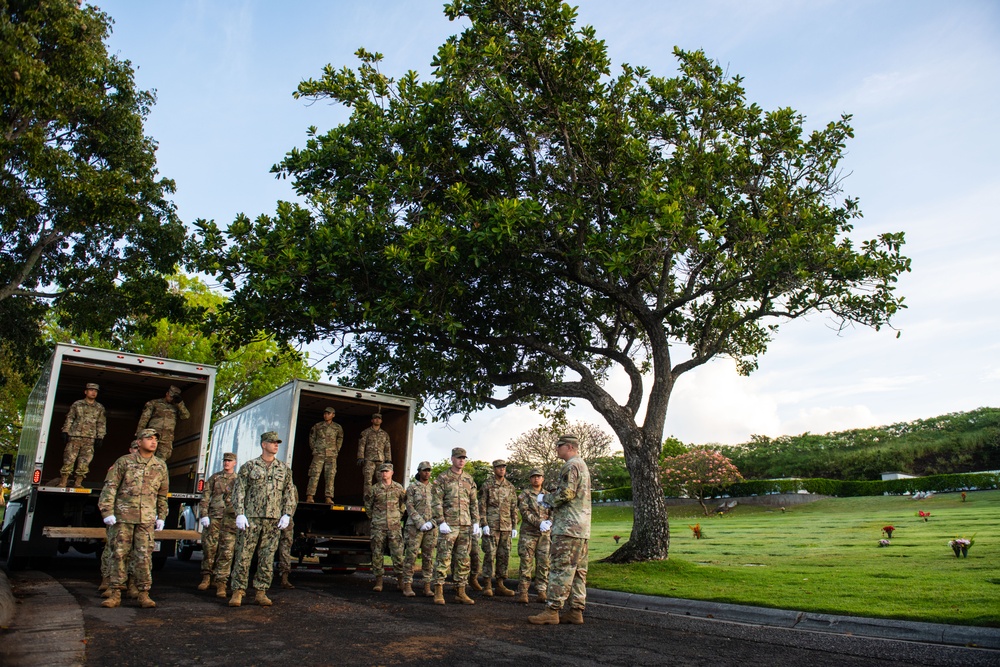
[593,486,633,502]
[715,472,999,498]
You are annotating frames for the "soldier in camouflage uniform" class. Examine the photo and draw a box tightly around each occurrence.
[196,452,237,592]
[528,434,591,625]
[364,462,406,592]
[98,428,168,609]
[136,385,190,461]
[431,447,481,605]
[516,468,551,604]
[276,482,299,589]
[99,440,140,595]
[59,382,106,488]
[479,459,519,597]
[229,431,296,608]
[401,461,437,597]
[306,407,343,503]
[356,413,391,498]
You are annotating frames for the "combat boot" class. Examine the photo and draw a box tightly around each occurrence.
[229,589,245,607]
[280,573,295,589]
[372,576,383,592]
[455,585,475,605]
[561,608,584,625]
[101,587,116,599]
[101,589,121,608]
[126,582,139,599]
[137,591,156,608]
[255,589,272,606]
[323,497,333,504]
[515,583,529,604]
[482,577,494,597]
[74,475,85,488]
[56,475,69,488]
[216,581,228,598]
[97,577,110,593]
[197,573,212,590]
[469,574,483,591]
[401,582,415,597]
[527,607,560,625]
[423,581,433,597]
[433,583,445,605]
[496,578,515,597]
[305,495,315,503]
[534,590,547,603]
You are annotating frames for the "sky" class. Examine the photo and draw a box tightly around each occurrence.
[94,0,1000,468]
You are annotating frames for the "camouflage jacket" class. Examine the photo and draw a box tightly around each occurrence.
[517,487,551,535]
[365,480,406,531]
[309,420,344,456]
[479,476,518,531]
[98,453,169,524]
[62,399,106,439]
[404,479,433,527]
[199,470,237,519]
[431,468,479,528]
[356,427,391,462]
[232,456,296,519]
[542,455,591,539]
[136,398,189,442]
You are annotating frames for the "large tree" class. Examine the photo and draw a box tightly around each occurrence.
[203,0,910,561]
[505,421,613,484]
[1,0,188,339]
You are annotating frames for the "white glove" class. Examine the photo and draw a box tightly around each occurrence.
[200,516,211,527]
[155,519,165,531]
[472,523,482,537]
[539,520,552,532]
[236,514,249,530]
[420,521,434,532]
[103,515,116,526]
[277,514,291,530]
[482,525,491,536]
[438,522,452,535]
[512,529,518,539]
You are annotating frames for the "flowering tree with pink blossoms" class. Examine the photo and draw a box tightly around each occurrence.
[660,449,744,516]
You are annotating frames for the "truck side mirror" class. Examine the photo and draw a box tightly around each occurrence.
[0,453,12,477]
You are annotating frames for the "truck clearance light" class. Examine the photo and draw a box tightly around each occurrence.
[33,468,42,484]
[197,479,205,492]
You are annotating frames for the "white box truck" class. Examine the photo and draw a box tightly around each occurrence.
[206,379,417,571]
[0,344,216,569]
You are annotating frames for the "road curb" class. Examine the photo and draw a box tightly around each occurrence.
[0,570,86,667]
[0,568,15,627]
[587,588,1000,650]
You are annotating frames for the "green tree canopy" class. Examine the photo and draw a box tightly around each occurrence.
[505,421,613,486]
[201,0,910,561]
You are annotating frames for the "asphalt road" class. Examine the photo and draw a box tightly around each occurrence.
[24,556,1000,667]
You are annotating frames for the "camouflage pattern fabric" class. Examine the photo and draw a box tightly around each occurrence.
[434,526,473,586]
[479,475,518,579]
[469,532,481,576]
[199,470,237,575]
[402,478,436,585]
[546,535,587,611]
[211,514,238,582]
[136,397,190,453]
[60,437,95,477]
[541,455,591,611]
[517,531,551,594]
[277,484,299,575]
[98,453,169,525]
[62,399,106,439]
[230,455,296,591]
[431,467,479,586]
[366,479,405,576]
[307,419,343,499]
[357,427,391,496]
[370,524,404,577]
[107,522,157,590]
[230,517,281,591]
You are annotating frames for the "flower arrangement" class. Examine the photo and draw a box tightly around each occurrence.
[878,539,891,548]
[948,536,975,558]
[613,534,621,544]
[917,510,931,522]
[882,525,895,538]
[961,492,967,502]
[689,524,703,539]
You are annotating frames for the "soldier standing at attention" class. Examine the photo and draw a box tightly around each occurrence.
[229,431,296,608]
[479,459,519,597]
[59,382,106,488]
[401,461,437,597]
[365,462,406,592]
[98,428,168,609]
[516,468,551,604]
[528,434,591,625]
[136,385,190,461]
[197,452,238,592]
[276,482,299,590]
[306,407,343,503]
[430,447,481,606]
[98,440,139,595]
[357,412,391,498]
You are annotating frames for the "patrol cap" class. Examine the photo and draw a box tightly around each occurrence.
[324,406,336,414]
[417,461,432,471]
[137,428,159,439]
[529,468,544,477]
[168,385,182,397]
[378,462,394,473]
[371,412,383,420]
[261,431,282,443]
[556,433,580,447]
[223,452,237,461]
[85,382,100,391]
[492,459,507,468]
[451,447,467,458]
[129,439,140,450]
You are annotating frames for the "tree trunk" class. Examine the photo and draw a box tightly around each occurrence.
[602,430,670,563]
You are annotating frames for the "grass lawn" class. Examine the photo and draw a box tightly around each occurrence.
[505,489,1000,627]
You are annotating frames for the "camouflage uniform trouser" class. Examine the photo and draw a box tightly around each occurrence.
[402,523,437,585]
[60,437,95,477]
[434,525,472,586]
[154,439,174,461]
[546,535,588,611]
[101,530,144,582]
[306,452,338,499]
[517,530,551,594]
[211,516,238,583]
[108,521,155,591]
[370,525,404,577]
[230,517,280,592]
[277,518,295,575]
[361,459,382,499]
[201,517,223,574]
[469,531,481,575]
[482,530,512,580]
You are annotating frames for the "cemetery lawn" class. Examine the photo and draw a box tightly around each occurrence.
[514,490,1000,627]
